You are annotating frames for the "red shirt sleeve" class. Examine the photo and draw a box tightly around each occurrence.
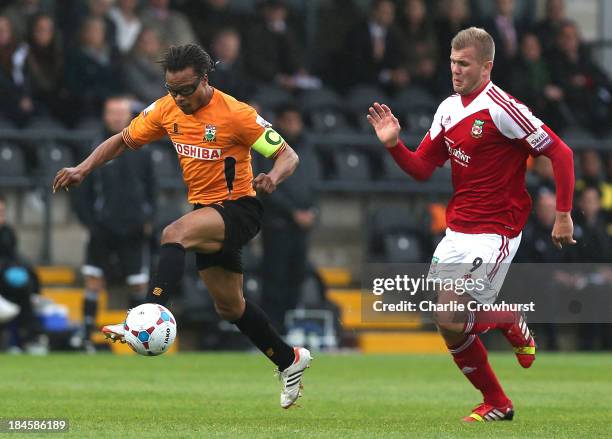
[387,131,447,181]
[538,125,574,212]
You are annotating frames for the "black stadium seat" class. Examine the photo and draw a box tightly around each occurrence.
[36,142,73,176]
[382,232,424,263]
[25,116,66,130]
[309,108,351,133]
[394,87,437,135]
[299,87,342,113]
[0,142,28,181]
[367,204,430,263]
[345,85,391,132]
[382,152,408,180]
[332,150,371,181]
[149,142,181,184]
[251,84,293,112]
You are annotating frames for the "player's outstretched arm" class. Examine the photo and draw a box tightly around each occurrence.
[367,102,437,181]
[253,144,299,194]
[52,133,128,192]
[367,102,400,148]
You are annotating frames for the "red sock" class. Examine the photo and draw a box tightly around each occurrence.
[463,310,516,334]
[448,335,510,407]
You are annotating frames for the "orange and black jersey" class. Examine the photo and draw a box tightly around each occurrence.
[122,88,286,204]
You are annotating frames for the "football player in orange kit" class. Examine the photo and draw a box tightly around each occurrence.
[53,44,312,409]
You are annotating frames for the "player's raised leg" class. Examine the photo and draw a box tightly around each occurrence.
[200,266,312,409]
[102,207,225,342]
[434,289,514,422]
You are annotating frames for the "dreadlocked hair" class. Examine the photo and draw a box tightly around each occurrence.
[160,44,216,77]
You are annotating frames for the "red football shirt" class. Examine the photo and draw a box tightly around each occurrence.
[414,81,557,238]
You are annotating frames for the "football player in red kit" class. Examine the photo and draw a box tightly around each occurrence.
[368,27,575,422]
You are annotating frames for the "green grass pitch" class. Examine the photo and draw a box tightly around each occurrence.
[2,352,611,438]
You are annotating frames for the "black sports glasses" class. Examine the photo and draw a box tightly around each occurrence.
[164,77,202,97]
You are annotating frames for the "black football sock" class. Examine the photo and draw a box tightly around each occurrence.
[233,300,295,370]
[83,289,98,340]
[145,243,185,306]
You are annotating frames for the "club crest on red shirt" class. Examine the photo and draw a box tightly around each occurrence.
[471,119,485,138]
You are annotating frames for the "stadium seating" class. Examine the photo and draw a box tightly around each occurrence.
[345,85,391,132]
[367,203,430,263]
[300,87,351,134]
[0,116,16,129]
[250,84,293,112]
[26,116,67,131]
[382,152,409,180]
[36,142,74,176]
[393,87,437,135]
[331,149,372,181]
[381,232,424,263]
[0,142,28,181]
[429,164,452,183]
[148,142,182,187]
[75,116,103,132]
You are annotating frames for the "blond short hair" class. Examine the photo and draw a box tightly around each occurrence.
[451,27,495,62]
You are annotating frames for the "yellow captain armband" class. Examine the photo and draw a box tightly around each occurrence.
[251,128,286,158]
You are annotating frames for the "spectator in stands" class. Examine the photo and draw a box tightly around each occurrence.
[140,0,197,46]
[515,190,564,350]
[567,186,612,350]
[1,0,52,41]
[548,21,612,136]
[311,0,361,90]
[343,0,408,92]
[570,186,612,261]
[534,0,567,53]
[257,104,319,333]
[0,194,43,354]
[122,27,165,105]
[575,150,612,214]
[0,15,35,126]
[518,190,567,264]
[177,0,244,49]
[72,96,156,352]
[208,28,253,102]
[244,0,317,91]
[509,32,568,132]
[66,16,122,118]
[25,13,71,124]
[397,0,448,97]
[108,0,142,54]
[527,155,556,197]
[397,0,437,69]
[481,0,525,88]
[87,0,117,50]
[435,0,470,64]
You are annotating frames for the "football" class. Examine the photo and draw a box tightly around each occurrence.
[123,304,177,356]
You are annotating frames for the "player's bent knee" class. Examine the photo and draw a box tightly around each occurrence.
[434,311,464,333]
[214,301,244,321]
[160,222,184,244]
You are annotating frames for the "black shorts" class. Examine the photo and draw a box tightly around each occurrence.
[194,196,263,273]
[82,226,148,285]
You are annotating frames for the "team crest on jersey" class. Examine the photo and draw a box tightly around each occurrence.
[471,119,485,138]
[204,125,216,142]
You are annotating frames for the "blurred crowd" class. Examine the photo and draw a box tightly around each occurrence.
[0,0,610,136]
